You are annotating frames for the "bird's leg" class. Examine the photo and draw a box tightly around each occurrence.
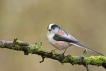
[62,49,67,55]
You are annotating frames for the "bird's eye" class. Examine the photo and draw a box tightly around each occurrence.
[49,29,52,31]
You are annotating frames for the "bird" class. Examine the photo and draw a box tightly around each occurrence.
[47,23,104,56]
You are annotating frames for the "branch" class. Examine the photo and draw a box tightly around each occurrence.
[0,38,106,71]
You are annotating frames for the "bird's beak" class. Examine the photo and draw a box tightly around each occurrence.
[48,29,52,31]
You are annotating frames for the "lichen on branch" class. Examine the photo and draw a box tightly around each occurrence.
[0,38,106,71]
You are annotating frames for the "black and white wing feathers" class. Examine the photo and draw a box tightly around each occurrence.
[53,34,104,56]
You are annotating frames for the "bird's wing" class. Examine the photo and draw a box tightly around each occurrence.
[53,34,104,56]
[53,34,78,43]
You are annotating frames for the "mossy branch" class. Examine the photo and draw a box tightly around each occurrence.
[0,38,106,71]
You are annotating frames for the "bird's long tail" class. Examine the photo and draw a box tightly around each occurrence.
[71,42,104,56]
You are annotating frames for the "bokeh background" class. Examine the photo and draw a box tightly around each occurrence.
[0,0,106,71]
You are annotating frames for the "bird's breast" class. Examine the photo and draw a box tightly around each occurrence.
[49,40,72,50]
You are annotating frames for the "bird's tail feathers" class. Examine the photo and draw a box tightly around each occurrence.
[71,42,104,56]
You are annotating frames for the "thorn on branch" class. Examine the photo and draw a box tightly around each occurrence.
[83,49,87,56]
[13,38,18,44]
[40,56,45,63]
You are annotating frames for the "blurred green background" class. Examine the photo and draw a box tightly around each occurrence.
[0,0,106,71]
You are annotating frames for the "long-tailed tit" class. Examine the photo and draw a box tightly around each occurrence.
[47,23,104,55]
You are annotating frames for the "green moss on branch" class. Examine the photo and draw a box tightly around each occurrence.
[0,38,106,71]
